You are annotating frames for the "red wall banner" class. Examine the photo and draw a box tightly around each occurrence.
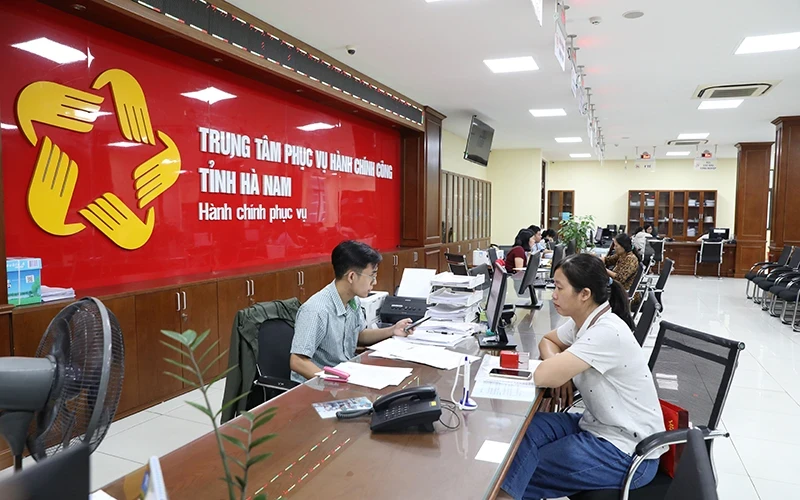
[0,1,402,291]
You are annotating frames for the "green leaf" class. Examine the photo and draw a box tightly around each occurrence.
[241,411,255,422]
[202,352,229,375]
[161,329,190,346]
[182,329,198,347]
[159,340,191,358]
[163,371,199,388]
[197,339,222,364]
[216,392,251,417]
[228,424,249,434]
[190,330,211,351]
[164,357,197,375]
[246,452,273,468]
[252,412,276,432]
[235,475,246,490]
[249,434,277,450]
[220,433,247,451]
[225,455,246,470]
[185,400,214,418]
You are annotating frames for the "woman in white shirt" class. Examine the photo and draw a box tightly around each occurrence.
[502,253,665,500]
[632,223,654,255]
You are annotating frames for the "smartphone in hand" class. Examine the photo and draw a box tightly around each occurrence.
[403,316,431,332]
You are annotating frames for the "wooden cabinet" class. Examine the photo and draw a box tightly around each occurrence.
[300,262,333,301]
[376,252,397,294]
[441,171,492,244]
[104,296,139,415]
[547,191,575,232]
[182,283,220,379]
[629,190,717,241]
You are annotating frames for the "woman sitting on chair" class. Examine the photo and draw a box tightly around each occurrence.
[603,233,640,292]
[505,228,534,274]
[501,254,665,499]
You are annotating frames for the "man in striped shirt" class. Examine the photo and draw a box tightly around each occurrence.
[289,240,413,383]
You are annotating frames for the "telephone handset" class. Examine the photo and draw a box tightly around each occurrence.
[370,385,442,432]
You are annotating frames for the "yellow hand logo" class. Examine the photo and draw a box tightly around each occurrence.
[92,69,156,145]
[27,136,86,236]
[133,131,181,208]
[79,193,155,250]
[16,82,104,146]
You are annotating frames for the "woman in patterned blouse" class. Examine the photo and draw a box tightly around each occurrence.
[603,233,640,292]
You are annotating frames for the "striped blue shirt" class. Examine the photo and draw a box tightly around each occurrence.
[290,281,365,383]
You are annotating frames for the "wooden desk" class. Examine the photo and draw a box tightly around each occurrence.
[663,241,737,277]
[100,304,558,500]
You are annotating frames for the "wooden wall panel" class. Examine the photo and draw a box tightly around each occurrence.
[734,142,772,277]
[770,116,800,260]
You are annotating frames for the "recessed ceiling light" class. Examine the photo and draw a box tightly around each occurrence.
[181,87,237,105]
[555,137,582,143]
[1,123,18,130]
[570,153,591,158]
[735,32,800,54]
[12,37,87,64]
[623,10,644,19]
[677,132,709,140]
[666,151,691,157]
[484,56,539,74]
[297,122,337,132]
[698,99,744,110]
[530,108,566,117]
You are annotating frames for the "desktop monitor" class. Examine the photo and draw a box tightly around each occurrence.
[712,228,730,240]
[594,227,604,244]
[478,262,516,350]
[566,240,577,256]
[550,244,565,279]
[1,444,89,500]
[515,251,542,309]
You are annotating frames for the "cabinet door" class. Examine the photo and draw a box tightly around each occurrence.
[376,252,396,294]
[300,263,331,302]
[181,282,220,381]
[274,268,302,301]
[216,277,251,376]
[250,272,279,303]
[135,289,182,404]
[11,302,67,357]
[104,296,139,415]
[671,191,687,240]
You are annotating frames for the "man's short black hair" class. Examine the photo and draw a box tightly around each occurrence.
[331,240,382,280]
[528,225,542,235]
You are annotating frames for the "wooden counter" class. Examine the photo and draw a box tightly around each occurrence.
[664,241,737,277]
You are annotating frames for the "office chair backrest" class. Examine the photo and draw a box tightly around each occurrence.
[445,253,469,276]
[775,245,793,266]
[628,263,645,299]
[787,248,800,269]
[699,241,724,264]
[619,224,626,235]
[648,240,665,263]
[565,240,577,256]
[664,428,719,500]
[654,258,674,308]
[469,263,491,291]
[256,319,296,384]
[550,244,565,279]
[633,291,659,346]
[488,247,499,265]
[648,321,745,430]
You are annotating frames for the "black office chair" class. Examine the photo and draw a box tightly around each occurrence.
[648,240,665,274]
[635,258,673,318]
[694,241,724,279]
[445,253,469,276]
[570,321,744,500]
[252,319,300,408]
[751,250,800,304]
[633,291,660,346]
[469,263,491,291]
[566,240,577,256]
[628,263,646,301]
[664,429,719,500]
[488,247,499,267]
[766,274,800,320]
[745,245,792,299]
[619,224,627,235]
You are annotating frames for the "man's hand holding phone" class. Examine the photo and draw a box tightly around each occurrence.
[391,318,414,337]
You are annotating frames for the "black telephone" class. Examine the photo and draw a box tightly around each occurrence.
[371,385,442,432]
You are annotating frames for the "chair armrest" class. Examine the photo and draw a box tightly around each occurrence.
[255,375,300,392]
[775,272,800,285]
[634,427,729,458]
[749,261,773,272]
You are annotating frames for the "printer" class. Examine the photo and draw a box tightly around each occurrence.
[360,291,389,328]
[380,296,428,324]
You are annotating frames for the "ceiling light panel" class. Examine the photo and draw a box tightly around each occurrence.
[677,133,709,140]
[735,32,800,54]
[698,99,743,110]
[484,56,539,73]
[530,108,566,117]
[555,137,582,143]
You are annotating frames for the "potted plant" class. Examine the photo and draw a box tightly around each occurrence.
[558,215,597,253]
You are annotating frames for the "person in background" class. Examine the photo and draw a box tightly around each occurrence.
[542,229,558,249]
[501,254,664,499]
[289,240,413,383]
[528,225,547,252]
[632,223,654,255]
[506,228,535,274]
[603,233,640,292]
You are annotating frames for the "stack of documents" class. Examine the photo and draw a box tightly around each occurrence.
[416,319,481,335]
[427,288,482,307]
[41,285,76,303]
[315,361,412,390]
[471,355,541,402]
[430,272,483,289]
[401,330,472,348]
[426,303,479,322]
[368,338,480,370]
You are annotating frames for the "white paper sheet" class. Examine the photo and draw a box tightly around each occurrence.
[471,355,541,402]
[474,440,511,464]
[368,338,480,370]
[315,361,413,390]
[400,330,472,348]
[397,268,437,298]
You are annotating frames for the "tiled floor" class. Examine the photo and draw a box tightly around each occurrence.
[2,276,799,498]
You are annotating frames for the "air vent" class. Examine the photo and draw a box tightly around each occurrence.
[667,139,709,146]
[693,82,778,100]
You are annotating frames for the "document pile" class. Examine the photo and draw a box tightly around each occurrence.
[368,338,480,370]
[315,361,412,390]
[41,285,76,303]
[471,355,541,402]
[427,274,483,322]
[430,272,484,289]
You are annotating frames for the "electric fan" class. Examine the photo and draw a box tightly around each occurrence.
[0,297,124,470]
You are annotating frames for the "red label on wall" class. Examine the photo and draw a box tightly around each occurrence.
[0,2,401,291]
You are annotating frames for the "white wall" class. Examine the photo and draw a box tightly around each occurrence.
[545,158,737,231]
[441,129,489,180]
[487,149,543,244]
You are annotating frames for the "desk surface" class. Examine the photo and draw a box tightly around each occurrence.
[100,294,562,500]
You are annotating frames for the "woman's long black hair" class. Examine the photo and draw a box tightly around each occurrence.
[554,253,635,330]
[615,233,642,262]
[513,229,535,252]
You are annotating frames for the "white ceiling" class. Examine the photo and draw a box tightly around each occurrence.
[229,0,800,160]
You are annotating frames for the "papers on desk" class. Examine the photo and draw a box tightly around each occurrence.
[397,268,437,298]
[430,272,483,289]
[41,285,76,302]
[427,287,482,307]
[471,355,542,402]
[315,361,413,390]
[312,397,372,419]
[403,330,472,348]
[416,319,481,335]
[368,338,480,370]
[426,303,479,322]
